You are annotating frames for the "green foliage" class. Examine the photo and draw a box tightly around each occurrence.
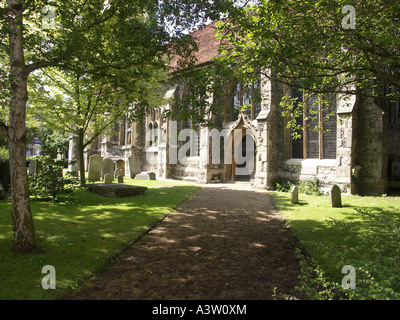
[273,178,293,192]
[273,177,322,195]
[28,156,80,200]
[216,0,400,102]
[293,249,345,300]
[297,177,323,196]
[0,146,8,161]
[0,179,200,299]
[274,192,400,300]
[325,207,400,300]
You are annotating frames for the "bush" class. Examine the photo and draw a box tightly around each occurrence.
[298,177,323,196]
[28,155,80,200]
[274,178,294,192]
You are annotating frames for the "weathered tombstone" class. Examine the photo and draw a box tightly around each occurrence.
[117,175,124,183]
[134,171,156,180]
[28,159,41,177]
[102,158,115,180]
[114,168,124,179]
[104,173,113,183]
[28,159,37,176]
[88,155,102,181]
[330,184,342,207]
[291,185,298,204]
[116,159,125,171]
[128,154,140,178]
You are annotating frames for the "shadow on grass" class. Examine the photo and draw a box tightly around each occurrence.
[270,191,400,283]
[0,184,200,299]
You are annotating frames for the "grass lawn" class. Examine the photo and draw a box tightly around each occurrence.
[271,191,400,298]
[0,178,200,300]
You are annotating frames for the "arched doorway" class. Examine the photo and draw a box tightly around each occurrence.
[226,126,256,182]
[235,131,256,181]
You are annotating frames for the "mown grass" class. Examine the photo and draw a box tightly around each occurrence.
[0,178,200,300]
[271,191,400,299]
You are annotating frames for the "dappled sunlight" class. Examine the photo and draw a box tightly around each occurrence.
[0,182,200,299]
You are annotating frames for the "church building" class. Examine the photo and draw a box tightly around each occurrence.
[68,22,400,195]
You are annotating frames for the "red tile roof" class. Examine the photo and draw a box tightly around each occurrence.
[170,21,224,72]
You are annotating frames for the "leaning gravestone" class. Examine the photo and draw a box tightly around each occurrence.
[291,185,298,204]
[102,158,115,180]
[104,173,113,183]
[88,155,102,181]
[330,184,342,207]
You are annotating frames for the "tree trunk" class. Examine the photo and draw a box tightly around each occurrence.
[77,130,86,187]
[7,0,36,252]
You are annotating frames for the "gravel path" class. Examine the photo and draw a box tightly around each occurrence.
[71,182,305,300]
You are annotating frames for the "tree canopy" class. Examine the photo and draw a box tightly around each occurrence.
[216,0,400,102]
[0,0,234,252]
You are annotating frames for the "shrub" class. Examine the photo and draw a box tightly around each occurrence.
[274,178,294,192]
[293,249,346,300]
[298,177,322,196]
[28,155,80,200]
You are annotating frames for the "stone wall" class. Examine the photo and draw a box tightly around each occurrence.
[388,124,400,181]
[352,96,388,194]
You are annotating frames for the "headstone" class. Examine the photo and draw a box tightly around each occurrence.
[88,155,102,181]
[291,185,298,204]
[104,173,113,183]
[330,184,342,207]
[128,154,140,178]
[116,159,125,171]
[134,171,156,180]
[102,158,115,180]
[114,168,124,179]
[28,160,37,177]
[28,159,41,177]
[117,175,124,183]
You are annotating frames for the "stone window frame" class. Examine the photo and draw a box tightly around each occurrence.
[233,80,262,121]
[180,84,203,158]
[284,86,337,160]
